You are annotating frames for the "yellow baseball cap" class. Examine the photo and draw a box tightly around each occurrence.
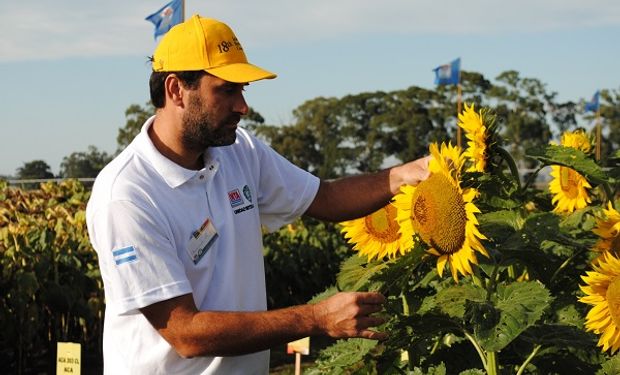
[152,14,276,83]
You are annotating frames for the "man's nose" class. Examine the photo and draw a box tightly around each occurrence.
[234,93,249,115]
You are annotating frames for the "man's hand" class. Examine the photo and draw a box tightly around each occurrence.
[389,155,431,194]
[311,292,388,340]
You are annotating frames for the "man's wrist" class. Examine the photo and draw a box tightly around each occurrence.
[388,165,405,195]
[308,303,324,336]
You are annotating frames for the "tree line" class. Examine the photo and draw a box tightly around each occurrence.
[8,69,620,181]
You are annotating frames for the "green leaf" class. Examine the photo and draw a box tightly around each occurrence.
[560,206,595,231]
[520,324,595,348]
[599,355,620,375]
[521,212,563,245]
[310,338,378,374]
[411,363,447,375]
[478,210,523,240]
[475,281,552,352]
[527,144,608,184]
[498,245,557,281]
[458,370,486,375]
[554,303,585,328]
[372,243,430,295]
[428,284,486,319]
[336,255,388,292]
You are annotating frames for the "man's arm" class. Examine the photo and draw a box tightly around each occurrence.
[140,291,386,358]
[305,156,431,222]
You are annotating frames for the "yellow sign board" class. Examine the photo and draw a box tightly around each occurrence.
[57,342,81,375]
[287,336,310,355]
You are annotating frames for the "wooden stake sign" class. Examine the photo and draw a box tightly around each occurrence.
[56,342,81,375]
[287,337,310,375]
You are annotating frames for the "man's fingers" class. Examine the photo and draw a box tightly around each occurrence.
[355,292,386,305]
[357,303,384,317]
[358,315,386,328]
[359,329,389,341]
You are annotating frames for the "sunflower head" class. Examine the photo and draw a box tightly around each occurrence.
[549,165,592,213]
[340,203,407,261]
[561,129,593,154]
[393,142,487,281]
[548,129,594,214]
[580,252,620,353]
[458,103,495,172]
[592,202,620,257]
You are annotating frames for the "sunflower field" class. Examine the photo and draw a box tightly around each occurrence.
[0,180,104,374]
[307,105,620,374]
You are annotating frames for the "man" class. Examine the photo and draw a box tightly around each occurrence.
[86,14,430,374]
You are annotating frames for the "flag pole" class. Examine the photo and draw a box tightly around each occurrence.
[181,0,185,21]
[595,108,601,161]
[456,83,462,149]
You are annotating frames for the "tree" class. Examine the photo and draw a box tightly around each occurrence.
[16,160,54,179]
[487,70,554,168]
[254,87,451,179]
[59,145,112,178]
[240,107,266,129]
[372,86,449,164]
[116,102,155,152]
[600,88,620,163]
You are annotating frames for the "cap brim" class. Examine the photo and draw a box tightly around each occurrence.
[206,63,277,83]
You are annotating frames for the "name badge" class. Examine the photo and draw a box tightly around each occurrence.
[187,218,218,264]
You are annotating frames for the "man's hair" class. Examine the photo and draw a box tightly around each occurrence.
[149,68,207,108]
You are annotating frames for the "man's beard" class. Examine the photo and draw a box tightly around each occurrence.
[181,94,240,151]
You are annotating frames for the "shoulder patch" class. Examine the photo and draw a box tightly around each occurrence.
[112,246,138,266]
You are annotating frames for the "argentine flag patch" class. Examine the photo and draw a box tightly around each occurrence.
[113,246,138,266]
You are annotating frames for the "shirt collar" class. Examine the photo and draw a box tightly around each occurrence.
[134,115,213,189]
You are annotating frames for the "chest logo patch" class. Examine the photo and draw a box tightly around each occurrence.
[228,189,244,208]
[243,185,252,202]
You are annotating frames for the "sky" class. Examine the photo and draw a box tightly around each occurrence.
[0,0,619,177]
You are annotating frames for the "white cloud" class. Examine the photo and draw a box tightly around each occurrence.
[1,0,619,62]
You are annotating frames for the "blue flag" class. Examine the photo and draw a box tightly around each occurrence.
[146,0,183,39]
[433,58,461,86]
[584,90,600,113]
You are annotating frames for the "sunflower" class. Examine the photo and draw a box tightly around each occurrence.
[579,252,620,353]
[340,203,408,261]
[458,103,488,172]
[393,143,488,281]
[549,130,593,213]
[560,129,592,153]
[592,202,620,257]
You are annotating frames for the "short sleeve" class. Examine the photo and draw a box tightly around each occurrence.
[252,137,320,231]
[89,200,193,315]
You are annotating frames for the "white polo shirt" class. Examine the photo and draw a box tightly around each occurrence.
[86,116,319,374]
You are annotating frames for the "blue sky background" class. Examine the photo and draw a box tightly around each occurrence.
[1,0,619,176]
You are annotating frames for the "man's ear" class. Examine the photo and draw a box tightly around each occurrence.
[164,74,185,108]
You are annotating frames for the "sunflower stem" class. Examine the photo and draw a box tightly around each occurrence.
[507,265,515,280]
[516,344,541,375]
[550,247,587,285]
[429,338,441,355]
[464,331,487,370]
[472,266,484,289]
[485,263,500,301]
[486,351,498,375]
[496,146,521,189]
[401,293,415,371]
[521,165,545,192]
[401,293,410,316]
[601,182,614,204]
